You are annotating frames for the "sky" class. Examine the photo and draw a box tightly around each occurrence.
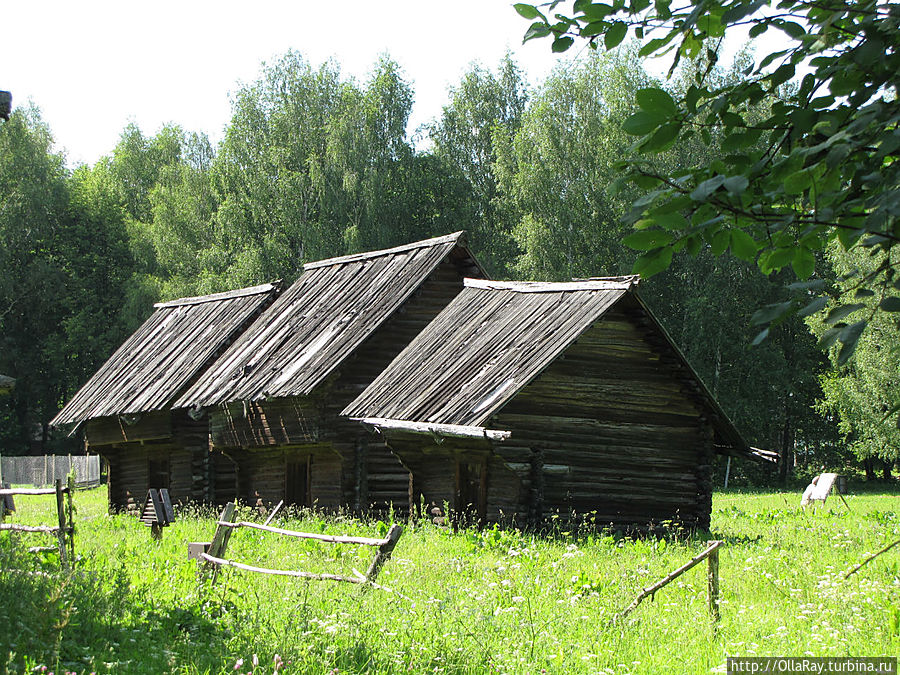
[4,0,573,167]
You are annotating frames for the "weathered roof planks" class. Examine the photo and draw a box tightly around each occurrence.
[51,283,279,426]
[175,232,481,408]
[343,276,750,456]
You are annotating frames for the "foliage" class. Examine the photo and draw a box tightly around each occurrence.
[431,54,529,274]
[810,244,900,463]
[0,107,134,453]
[514,0,900,362]
[495,48,650,280]
[1,487,897,673]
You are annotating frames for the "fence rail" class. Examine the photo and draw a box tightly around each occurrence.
[0,478,75,569]
[0,454,100,488]
[197,502,403,589]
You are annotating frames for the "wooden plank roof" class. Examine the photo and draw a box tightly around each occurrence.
[51,283,279,426]
[174,232,481,409]
[343,276,751,455]
[343,277,635,428]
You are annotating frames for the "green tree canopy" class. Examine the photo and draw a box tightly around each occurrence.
[515,0,900,362]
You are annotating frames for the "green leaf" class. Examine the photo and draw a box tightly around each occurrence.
[622,229,674,250]
[751,327,769,346]
[759,247,794,274]
[604,21,627,49]
[653,212,688,230]
[635,88,677,116]
[524,21,551,41]
[770,64,796,87]
[824,303,865,325]
[791,247,815,279]
[836,321,866,365]
[581,3,614,20]
[514,3,542,20]
[552,36,575,52]
[880,296,900,312]
[711,229,730,255]
[751,301,794,325]
[784,169,812,194]
[622,111,663,135]
[690,175,725,201]
[643,122,680,151]
[797,296,828,318]
[632,246,674,277]
[777,21,805,39]
[730,229,758,261]
[723,175,749,196]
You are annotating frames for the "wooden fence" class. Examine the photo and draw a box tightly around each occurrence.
[196,502,403,588]
[0,477,75,569]
[0,454,101,488]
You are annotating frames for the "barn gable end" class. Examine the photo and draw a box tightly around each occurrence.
[344,277,753,530]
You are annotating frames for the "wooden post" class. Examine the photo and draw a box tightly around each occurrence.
[263,500,284,527]
[55,479,68,570]
[365,524,403,583]
[724,456,732,489]
[66,474,75,562]
[203,502,236,583]
[707,539,721,622]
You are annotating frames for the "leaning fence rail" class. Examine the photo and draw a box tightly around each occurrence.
[0,454,100,488]
[194,502,402,588]
[616,539,723,623]
[0,477,75,569]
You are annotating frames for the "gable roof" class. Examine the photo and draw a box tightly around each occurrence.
[174,232,484,409]
[51,283,279,426]
[342,276,751,455]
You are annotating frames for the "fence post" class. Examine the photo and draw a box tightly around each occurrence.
[365,524,403,583]
[203,502,236,584]
[707,539,721,622]
[66,474,75,562]
[55,479,68,570]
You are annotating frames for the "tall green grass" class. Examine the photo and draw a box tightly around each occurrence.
[1,486,897,674]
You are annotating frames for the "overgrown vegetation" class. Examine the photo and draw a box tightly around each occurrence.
[1,487,897,673]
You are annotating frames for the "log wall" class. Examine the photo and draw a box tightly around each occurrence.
[490,302,714,530]
[96,411,210,513]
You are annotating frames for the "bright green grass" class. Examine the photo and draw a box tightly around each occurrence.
[1,486,897,674]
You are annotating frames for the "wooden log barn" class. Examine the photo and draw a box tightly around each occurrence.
[172,232,486,513]
[343,276,755,531]
[51,284,280,512]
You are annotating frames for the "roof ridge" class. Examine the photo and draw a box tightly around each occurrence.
[303,232,466,270]
[464,276,639,293]
[153,282,278,309]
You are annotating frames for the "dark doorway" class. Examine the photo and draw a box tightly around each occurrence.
[455,459,487,524]
[285,456,311,507]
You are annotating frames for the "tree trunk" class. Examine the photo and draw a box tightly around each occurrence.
[863,457,876,481]
[882,459,892,482]
[778,410,794,486]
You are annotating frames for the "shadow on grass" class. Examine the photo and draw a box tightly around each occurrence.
[0,541,230,674]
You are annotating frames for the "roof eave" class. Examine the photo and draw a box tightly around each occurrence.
[351,417,512,442]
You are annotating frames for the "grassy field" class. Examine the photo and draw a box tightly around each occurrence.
[0,485,897,674]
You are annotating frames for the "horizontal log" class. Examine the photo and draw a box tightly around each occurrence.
[218,521,391,547]
[0,524,60,533]
[200,553,365,584]
[0,487,67,496]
